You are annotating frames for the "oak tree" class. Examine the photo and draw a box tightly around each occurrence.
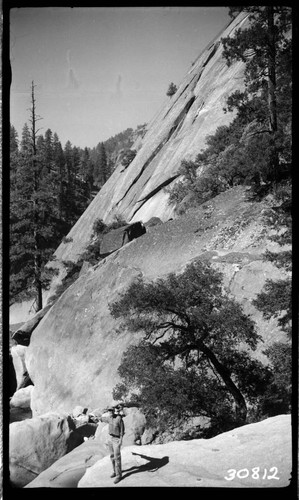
[110,260,265,426]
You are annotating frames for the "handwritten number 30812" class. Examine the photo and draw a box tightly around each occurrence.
[224,467,279,481]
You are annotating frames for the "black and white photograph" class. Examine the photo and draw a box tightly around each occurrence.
[5,4,294,494]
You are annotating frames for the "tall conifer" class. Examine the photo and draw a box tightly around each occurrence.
[10,83,57,309]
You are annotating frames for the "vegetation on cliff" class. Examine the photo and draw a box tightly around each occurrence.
[253,179,292,415]
[167,6,291,212]
[162,8,292,430]
[50,215,128,302]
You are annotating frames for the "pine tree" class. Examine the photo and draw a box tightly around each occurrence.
[221,7,292,183]
[94,142,109,187]
[63,140,76,225]
[10,125,19,153]
[10,125,19,183]
[10,83,57,310]
[78,147,94,201]
[166,82,177,97]
[52,132,65,220]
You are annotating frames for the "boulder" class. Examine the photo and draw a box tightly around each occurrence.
[9,354,17,398]
[122,407,146,446]
[9,412,73,487]
[10,385,33,409]
[141,427,157,445]
[10,344,28,389]
[89,407,103,419]
[25,439,108,488]
[10,407,32,424]
[144,216,163,228]
[93,420,109,447]
[99,225,128,257]
[11,304,52,346]
[72,405,88,419]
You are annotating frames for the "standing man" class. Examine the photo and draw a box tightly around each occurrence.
[100,404,125,484]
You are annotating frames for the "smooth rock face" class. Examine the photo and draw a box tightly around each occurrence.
[10,344,28,389]
[25,439,108,488]
[10,385,33,409]
[26,263,143,416]
[9,12,250,325]
[121,408,147,446]
[9,412,73,487]
[78,415,292,488]
[49,12,249,267]
[25,415,292,489]
[25,187,287,416]
[9,354,17,398]
[11,305,52,346]
[72,405,88,419]
[10,407,32,424]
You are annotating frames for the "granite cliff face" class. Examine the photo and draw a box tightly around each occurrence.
[11,11,288,417]
[50,12,249,266]
[10,12,250,325]
[25,186,286,415]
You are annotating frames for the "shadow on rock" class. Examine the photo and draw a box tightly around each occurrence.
[122,453,169,480]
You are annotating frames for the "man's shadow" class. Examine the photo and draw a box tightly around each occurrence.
[122,452,169,479]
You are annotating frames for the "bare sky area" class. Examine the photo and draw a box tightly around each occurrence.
[10,6,230,149]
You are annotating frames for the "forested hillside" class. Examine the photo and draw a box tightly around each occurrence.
[10,98,145,309]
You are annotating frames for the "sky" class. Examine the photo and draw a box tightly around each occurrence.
[10,6,230,149]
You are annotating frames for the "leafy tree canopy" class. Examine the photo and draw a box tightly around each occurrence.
[110,260,269,429]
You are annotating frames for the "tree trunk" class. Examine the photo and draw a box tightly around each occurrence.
[267,6,277,134]
[31,81,43,311]
[33,237,43,311]
[200,343,247,424]
[266,6,279,183]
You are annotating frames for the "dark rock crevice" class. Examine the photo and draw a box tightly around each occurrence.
[202,41,220,68]
[168,95,196,140]
[115,141,170,207]
[163,73,199,120]
[116,94,196,209]
[131,174,180,219]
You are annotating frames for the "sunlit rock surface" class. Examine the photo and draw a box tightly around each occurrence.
[49,12,249,266]
[25,187,287,416]
[10,12,250,325]
[25,415,292,489]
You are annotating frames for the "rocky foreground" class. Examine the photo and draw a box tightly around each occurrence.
[25,414,291,489]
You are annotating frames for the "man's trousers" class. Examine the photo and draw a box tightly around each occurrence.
[107,436,122,478]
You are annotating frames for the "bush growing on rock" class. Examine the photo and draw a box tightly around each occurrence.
[79,215,127,264]
[120,149,137,169]
[50,215,128,302]
[166,82,177,97]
